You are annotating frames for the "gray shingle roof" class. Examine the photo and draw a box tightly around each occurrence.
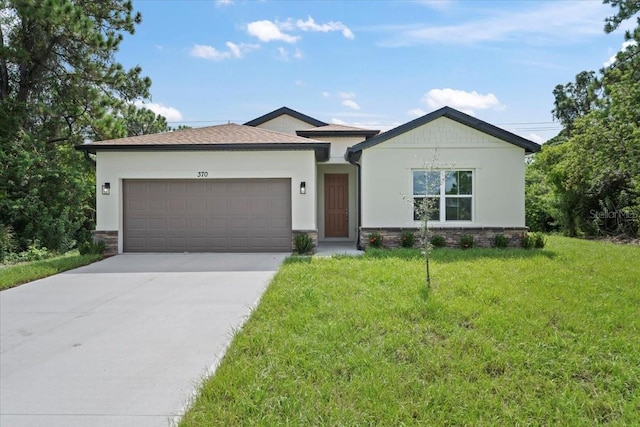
[75,123,331,161]
[83,123,320,146]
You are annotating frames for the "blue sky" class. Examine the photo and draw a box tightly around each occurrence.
[118,0,635,143]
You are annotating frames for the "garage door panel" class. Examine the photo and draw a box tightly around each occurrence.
[124,179,291,252]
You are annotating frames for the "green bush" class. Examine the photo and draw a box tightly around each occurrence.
[79,240,106,256]
[430,235,447,248]
[367,232,383,248]
[520,233,534,249]
[13,241,52,262]
[531,232,547,249]
[0,224,16,263]
[293,234,314,255]
[459,234,475,249]
[491,234,510,248]
[400,230,415,248]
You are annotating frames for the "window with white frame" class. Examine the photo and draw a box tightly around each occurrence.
[413,170,473,222]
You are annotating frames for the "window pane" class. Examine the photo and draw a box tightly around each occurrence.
[445,171,458,195]
[445,171,473,195]
[413,171,441,196]
[445,197,472,221]
[458,171,473,195]
[413,171,426,195]
[414,197,440,221]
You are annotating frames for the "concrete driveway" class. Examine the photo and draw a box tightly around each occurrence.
[0,253,287,427]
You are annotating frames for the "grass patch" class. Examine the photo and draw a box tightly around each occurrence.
[0,251,103,290]
[180,236,640,425]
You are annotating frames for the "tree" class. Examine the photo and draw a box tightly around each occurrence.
[527,1,640,237]
[551,71,600,137]
[0,0,152,251]
[604,0,640,33]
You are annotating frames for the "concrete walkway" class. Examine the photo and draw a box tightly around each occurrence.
[0,253,287,427]
[315,242,363,257]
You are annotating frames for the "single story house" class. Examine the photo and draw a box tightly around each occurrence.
[75,106,541,254]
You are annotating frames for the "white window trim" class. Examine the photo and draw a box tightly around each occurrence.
[412,170,474,223]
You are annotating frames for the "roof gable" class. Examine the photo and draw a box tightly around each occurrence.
[347,106,541,157]
[244,106,327,128]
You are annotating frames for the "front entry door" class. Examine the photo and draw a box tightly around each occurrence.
[325,174,349,237]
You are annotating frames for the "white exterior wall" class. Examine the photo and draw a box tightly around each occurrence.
[253,116,316,135]
[96,150,317,252]
[361,117,526,228]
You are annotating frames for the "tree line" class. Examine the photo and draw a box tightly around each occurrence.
[0,0,171,255]
[526,0,639,238]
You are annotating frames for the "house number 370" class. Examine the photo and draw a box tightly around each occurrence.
[197,171,208,178]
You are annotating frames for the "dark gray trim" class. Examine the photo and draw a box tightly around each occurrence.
[74,142,331,162]
[346,106,541,159]
[244,106,327,128]
[296,129,380,138]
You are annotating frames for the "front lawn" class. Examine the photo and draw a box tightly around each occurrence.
[180,236,640,425]
[0,251,104,290]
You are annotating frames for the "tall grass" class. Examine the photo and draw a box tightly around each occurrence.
[0,252,103,290]
[180,236,639,425]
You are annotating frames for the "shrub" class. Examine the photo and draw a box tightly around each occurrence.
[531,232,547,249]
[430,235,447,248]
[491,234,509,248]
[0,224,16,263]
[400,230,415,248]
[368,232,383,248]
[79,240,106,256]
[520,233,534,249]
[459,234,475,249]
[15,241,52,262]
[293,234,314,255]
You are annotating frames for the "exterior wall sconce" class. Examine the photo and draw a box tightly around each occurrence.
[300,181,306,195]
[102,182,111,195]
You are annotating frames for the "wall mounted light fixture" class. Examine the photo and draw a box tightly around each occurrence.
[102,182,111,195]
[300,181,306,195]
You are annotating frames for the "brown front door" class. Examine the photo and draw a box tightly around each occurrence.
[325,174,349,237]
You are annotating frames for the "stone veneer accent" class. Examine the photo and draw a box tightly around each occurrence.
[92,230,118,255]
[292,230,318,253]
[360,227,529,249]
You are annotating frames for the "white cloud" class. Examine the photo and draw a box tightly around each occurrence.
[226,41,259,58]
[383,1,607,46]
[604,40,638,67]
[418,0,455,11]
[331,118,348,125]
[423,88,502,115]
[190,42,257,61]
[277,47,289,61]
[408,108,427,117]
[215,0,234,6]
[296,16,355,39]
[190,44,230,60]
[338,92,356,100]
[322,91,331,98]
[293,48,303,59]
[294,80,305,86]
[247,20,299,43]
[134,101,183,122]
[342,99,361,110]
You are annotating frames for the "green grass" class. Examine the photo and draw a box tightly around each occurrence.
[180,236,640,426]
[0,251,104,290]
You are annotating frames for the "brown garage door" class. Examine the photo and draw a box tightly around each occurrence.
[123,179,291,252]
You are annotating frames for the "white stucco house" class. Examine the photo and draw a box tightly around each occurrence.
[76,106,541,254]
